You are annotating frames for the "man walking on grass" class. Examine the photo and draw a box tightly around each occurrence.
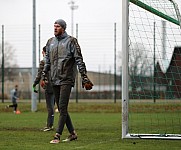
[43,19,93,144]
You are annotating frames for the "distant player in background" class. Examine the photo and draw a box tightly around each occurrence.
[6,85,19,113]
[33,46,55,132]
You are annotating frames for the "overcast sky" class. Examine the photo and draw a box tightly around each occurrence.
[0,0,121,25]
[0,0,122,72]
[0,0,181,72]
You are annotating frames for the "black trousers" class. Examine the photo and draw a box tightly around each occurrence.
[45,91,55,128]
[53,84,74,135]
[9,103,17,111]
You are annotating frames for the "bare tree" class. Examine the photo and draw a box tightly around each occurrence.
[0,42,18,81]
[0,42,18,68]
[129,43,153,91]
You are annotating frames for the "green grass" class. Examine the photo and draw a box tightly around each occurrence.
[0,102,181,150]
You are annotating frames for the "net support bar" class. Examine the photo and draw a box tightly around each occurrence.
[130,0,180,26]
[170,0,181,28]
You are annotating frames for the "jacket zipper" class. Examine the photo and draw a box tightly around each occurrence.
[56,41,59,79]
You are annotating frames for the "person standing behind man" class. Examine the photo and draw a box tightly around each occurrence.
[42,19,93,144]
[33,46,55,132]
[6,85,19,113]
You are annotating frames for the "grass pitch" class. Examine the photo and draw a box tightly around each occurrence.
[0,101,181,150]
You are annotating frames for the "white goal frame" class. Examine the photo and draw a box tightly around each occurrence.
[121,0,181,140]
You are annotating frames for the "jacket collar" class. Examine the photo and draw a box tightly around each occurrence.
[56,31,68,41]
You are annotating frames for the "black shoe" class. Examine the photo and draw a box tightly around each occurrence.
[62,134,78,142]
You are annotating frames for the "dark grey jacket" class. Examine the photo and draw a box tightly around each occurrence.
[34,60,53,93]
[11,89,18,104]
[44,32,87,86]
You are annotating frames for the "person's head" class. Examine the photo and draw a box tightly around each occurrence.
[54,19,66,36]
[15,85,18,90]
[42,46,46,57]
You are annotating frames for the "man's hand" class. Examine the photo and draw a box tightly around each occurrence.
[40,80,47,89]
[32,83,38,93]
[84,82,94,90]
[82,76,94,90]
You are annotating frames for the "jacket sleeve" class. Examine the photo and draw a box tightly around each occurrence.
[70,38,87,77]
[44,38,53,73]
[34,60,44,85]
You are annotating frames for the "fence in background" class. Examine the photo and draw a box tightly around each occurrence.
[0,68,122,100]
[0,23,122,102]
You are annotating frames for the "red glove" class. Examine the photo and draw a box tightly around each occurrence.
[82,75,93,90]
[40,80,47,89]
[84,82,94,90]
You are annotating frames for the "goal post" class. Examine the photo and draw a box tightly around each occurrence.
[122,0,181,139]
[122,0,129,139]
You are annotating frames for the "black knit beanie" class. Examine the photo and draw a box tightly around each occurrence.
[54,19,67,30]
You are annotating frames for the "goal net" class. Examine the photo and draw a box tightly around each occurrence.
[122,0,181,139]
